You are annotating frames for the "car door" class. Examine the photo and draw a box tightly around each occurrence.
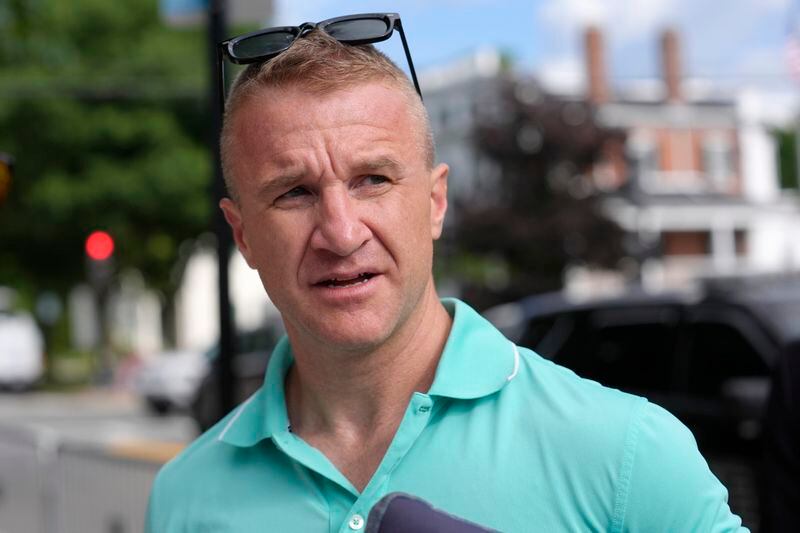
[677,304,775,453]
[522,304,685,409]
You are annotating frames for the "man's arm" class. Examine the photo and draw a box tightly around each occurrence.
[618,401,747,532]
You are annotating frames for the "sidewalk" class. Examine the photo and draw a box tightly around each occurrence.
[0,387,197,448]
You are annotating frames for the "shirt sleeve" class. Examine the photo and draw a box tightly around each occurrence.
[616,400,748,532]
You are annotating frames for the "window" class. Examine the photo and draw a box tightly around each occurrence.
[519,315,573,359]
[702,133,734,192]
[685,322,769,397]
[734,229,748,257]
[550,307,681,393]
[627,133,658,183]
[662,231,711,256]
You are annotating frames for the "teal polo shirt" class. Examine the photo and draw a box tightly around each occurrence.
[146,299,746,532]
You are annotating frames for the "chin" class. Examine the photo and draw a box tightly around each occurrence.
[289,308,397,353]
[313,322,392,353]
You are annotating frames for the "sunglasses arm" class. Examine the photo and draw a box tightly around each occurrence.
[396,22,423,101]
[216,45,228,117]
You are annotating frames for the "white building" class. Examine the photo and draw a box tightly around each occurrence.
[421,28,800,296]
[584,27,800,290]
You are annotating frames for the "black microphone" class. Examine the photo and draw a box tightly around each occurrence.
[365,492,498,533]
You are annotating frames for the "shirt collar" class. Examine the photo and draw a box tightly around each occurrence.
[217,335,293,447]
[427,298,518,400]
[218,298,517,448]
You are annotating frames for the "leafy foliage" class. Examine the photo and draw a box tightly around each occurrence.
[0,0,213,300]
[449,77,626,308]
[775,128,799,191]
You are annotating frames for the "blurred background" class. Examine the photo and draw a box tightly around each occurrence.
[1,0,799,531]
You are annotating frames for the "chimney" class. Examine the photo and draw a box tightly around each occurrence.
[584,26,608,104]
[661,29,682,102]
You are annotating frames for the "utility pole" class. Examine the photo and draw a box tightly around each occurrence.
[208,0,237,421]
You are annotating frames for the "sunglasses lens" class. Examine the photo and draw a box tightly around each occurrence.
[325,18,390,42]
[232,31,296,61]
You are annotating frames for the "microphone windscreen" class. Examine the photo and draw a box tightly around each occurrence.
[365,492,497,533]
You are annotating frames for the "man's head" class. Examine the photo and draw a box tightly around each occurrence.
[219,30,448,353]
[221,30,434,202]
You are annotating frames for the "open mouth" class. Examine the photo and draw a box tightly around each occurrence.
[317,273,376,289]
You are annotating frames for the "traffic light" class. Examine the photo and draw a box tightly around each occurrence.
[0,153,13,205]
[85,230,115,261]
[85,230,115,287]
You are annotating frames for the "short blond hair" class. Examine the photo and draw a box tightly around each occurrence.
[221,30,434,200]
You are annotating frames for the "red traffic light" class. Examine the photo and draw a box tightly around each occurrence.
[85,231,114,261]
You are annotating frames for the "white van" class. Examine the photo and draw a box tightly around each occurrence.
[0,310,44,389]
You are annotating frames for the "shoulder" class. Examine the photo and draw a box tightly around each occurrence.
[508,348,745,531]
[619,400,746,531]
[509,346,646,431]
[146,407,252,532]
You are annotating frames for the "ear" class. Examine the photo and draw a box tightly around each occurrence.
[429,163,449,240]
[220,198,256,268]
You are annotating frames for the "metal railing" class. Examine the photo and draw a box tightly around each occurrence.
[0,423,175,533]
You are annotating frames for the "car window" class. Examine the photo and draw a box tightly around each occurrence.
[546,307,681,393]
[518,315,568,357]
[685,322,769,397]
[579,324,676,392]
[751,299,800,344]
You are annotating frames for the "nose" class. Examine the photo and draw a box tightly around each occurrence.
[309,187,371,256]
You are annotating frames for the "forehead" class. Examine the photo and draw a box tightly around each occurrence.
[227,82,424,174]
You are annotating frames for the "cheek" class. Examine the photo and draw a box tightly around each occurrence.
[403,192,434,240]
[377,194,434,261]
[243,214,307,276]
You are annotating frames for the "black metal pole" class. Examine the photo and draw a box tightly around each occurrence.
[208,0,236,422]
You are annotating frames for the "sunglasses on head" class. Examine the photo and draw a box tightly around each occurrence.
[217,13,422,102]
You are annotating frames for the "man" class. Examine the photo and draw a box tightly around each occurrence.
[147,19,746,532]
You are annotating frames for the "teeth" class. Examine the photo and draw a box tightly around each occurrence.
[324,273,372,288]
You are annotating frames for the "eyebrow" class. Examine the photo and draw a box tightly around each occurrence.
[353,156,402,174]
[254,155,404,199]
[256,173,303,200]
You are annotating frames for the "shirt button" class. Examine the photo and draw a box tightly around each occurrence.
[348,514,365,530]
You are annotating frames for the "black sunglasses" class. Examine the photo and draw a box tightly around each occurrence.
[216,12,422,108]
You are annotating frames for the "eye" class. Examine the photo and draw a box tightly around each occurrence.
[279,186,310,199]
[272,185,313,208]
[361,175,389,186]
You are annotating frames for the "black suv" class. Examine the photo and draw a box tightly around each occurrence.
[190,320,284,432]
[484,276,800,530]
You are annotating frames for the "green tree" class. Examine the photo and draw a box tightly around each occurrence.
[0,0,217,348]
[448,77,626,309]
[775,128,800,190]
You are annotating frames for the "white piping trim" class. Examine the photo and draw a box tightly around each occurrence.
[507,343,520,382]
[217,393,258,442]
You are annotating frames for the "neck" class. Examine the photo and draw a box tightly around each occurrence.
[284,284,451,438]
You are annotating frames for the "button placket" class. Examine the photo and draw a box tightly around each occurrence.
[339,395,435,533]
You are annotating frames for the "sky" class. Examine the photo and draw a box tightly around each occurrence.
[266,0,799,99]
